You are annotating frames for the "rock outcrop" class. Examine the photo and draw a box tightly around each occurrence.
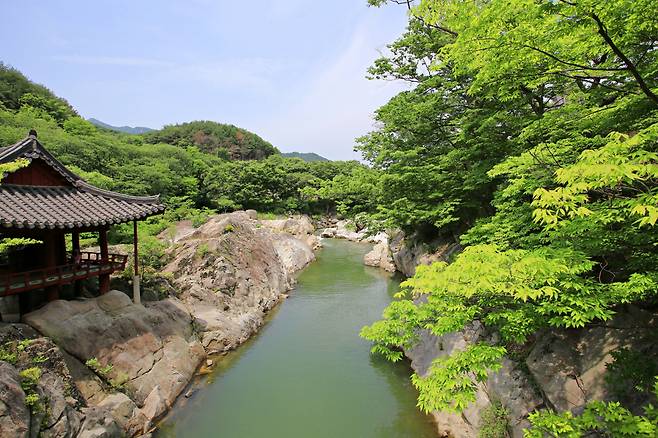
[0,361,31,437]
[388,231,461,277]
[406,325,542,438]
[0,323,123,438]
[163,212,316,355]
[405,305,658,437]
[23,292,204,434]
[525,306,658,413]
[0,211,320,437]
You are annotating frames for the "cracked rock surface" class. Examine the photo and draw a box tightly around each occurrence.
[164,212,316,354]
[23,292,204,435]
[2,211,318,437]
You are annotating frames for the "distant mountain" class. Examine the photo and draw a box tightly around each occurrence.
[88,118,154,135]
[281,152,329,162]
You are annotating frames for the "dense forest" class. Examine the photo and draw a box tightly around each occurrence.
[0,63,368,218]
[358,0,658,435]
[0,63,371,279]
[2,0,658,432]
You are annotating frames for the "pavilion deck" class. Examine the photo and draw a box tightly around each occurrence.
[0,252,128,297]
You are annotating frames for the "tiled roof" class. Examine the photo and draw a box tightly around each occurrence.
[0,185,165,229]
[0,132,165,230]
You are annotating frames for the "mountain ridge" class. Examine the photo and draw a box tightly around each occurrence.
[280,152,329,162]
[88,118,154,134]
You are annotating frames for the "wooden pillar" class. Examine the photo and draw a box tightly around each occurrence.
[98,227,110,295]
[72,231,82,296]
[44,232,60,301]
[72,231,80,253]
[57,233,66,264]
[132,220,141,304]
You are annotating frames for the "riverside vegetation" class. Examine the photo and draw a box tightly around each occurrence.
[1,0,658,435]
[358,0,658,436]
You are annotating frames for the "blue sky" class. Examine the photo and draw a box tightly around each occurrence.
[1,1,410,160]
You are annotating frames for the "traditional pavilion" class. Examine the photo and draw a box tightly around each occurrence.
[0,130,165,316]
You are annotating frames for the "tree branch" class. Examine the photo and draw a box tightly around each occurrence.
[589,12,658,105]
[521,44,625,72]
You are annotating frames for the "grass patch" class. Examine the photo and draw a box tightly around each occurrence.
[479,400,510,438]
[256,212,280,220]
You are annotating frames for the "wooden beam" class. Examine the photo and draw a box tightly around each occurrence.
[133,220,141,304]
[72,231,80,253]
[44,232,60,301]
[133,220,139,277]
[72,231,82,296]
[98,227,110,295]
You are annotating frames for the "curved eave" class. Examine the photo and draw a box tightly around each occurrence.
[75,180,162,203]
[0,205,166,230]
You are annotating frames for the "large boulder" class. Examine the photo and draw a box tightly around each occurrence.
[320,228,336,238]
[164,212,316,355]
[333,220,367,241]
[363,239,396,273]
[23,291,205,432]
[389,231,461,277]
[526,305,658,413]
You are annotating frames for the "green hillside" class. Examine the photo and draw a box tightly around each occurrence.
[0,63,77,124]
[0,64,366,216]
[143,121,278,161]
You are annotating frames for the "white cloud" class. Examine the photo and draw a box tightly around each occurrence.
[167,57,294,94]
[51,55,171,67]
[257,15,409,161]
[265,0,307,21]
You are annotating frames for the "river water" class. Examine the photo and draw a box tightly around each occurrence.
[157,239,436,438]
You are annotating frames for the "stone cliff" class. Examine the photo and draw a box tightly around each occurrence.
[379,232,658,437]
[0,212,318,437]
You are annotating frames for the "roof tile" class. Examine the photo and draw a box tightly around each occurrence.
[0,133,166,230]
[0,185,165,230]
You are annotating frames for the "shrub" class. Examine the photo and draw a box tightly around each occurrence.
[86,357,113,377]
[0,345,17,364]
[19,367,41,390]
[479,401,510,438]
[196,243,210,258]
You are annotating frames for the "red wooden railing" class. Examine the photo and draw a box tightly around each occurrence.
[0,252,128,297]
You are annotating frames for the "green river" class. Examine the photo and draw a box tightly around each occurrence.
[157,239,436,438]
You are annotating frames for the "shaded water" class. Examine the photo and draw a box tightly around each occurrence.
[157,239,436,438]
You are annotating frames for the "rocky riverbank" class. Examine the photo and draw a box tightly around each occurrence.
[321,220,461,277]
[364,229,658,438]
[0,211,319,437]
[319,220,396,272]
[405,307,658,437]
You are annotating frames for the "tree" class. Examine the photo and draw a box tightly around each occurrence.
[362,0,658,428]
[0,159,28,179]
